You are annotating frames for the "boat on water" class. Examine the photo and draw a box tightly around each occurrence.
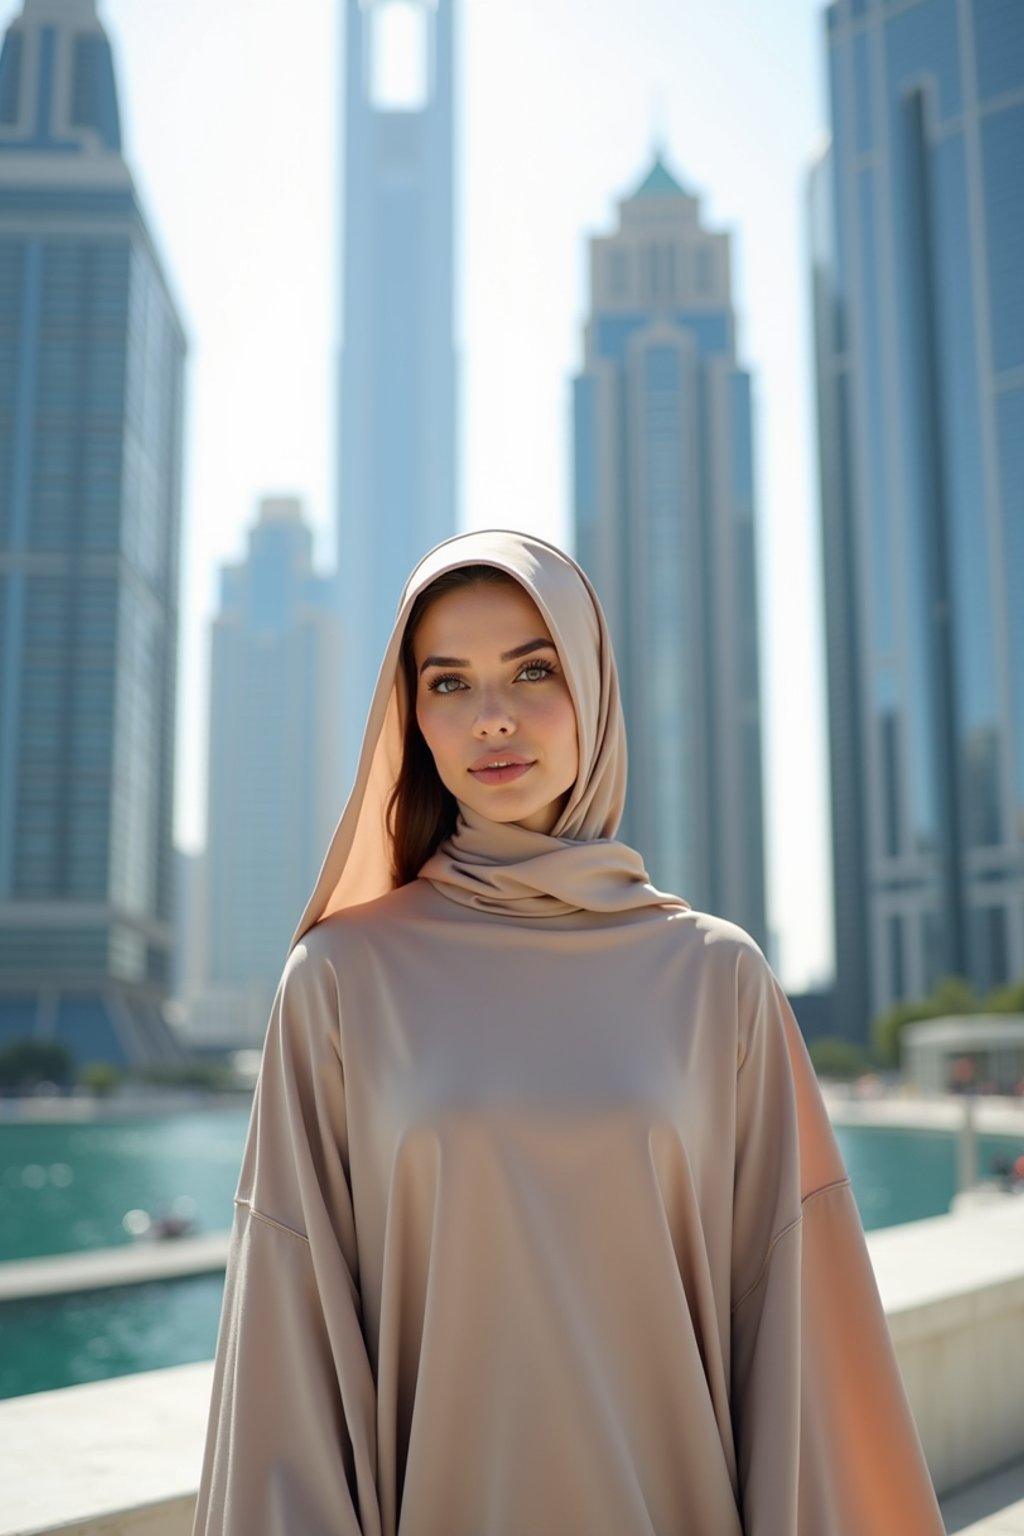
[122,1196,198,1242]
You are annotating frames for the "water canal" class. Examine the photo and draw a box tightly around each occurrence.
[1,1106,1021,1398]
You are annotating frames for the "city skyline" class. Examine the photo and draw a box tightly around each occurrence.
[0,0,833,992]
[574,156,767,952]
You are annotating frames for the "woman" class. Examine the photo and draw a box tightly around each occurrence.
[192,529,944,1536]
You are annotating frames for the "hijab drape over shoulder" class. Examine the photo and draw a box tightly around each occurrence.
[194,530,944,1536]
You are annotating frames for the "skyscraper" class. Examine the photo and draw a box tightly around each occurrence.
[811,0,1024,1041]
[573,154,767,949]
[203,496,341,1046]
[337,0,457,777]
[0,0,186,1067]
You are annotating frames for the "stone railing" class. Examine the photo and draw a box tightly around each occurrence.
[869,1199,1024,1494]
[2,1201,1023,1535]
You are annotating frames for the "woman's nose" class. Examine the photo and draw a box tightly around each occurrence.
[473,689,515,736]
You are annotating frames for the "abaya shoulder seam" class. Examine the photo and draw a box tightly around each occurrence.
[801,1174,852,1210]
[730,1209,803,1315]
[234,1197,311,1247]
[730,1176,854,1316]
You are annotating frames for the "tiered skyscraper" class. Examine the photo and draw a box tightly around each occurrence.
[337,0,457,775]
[0,0,186,1066]
[573,155,767,950]
[201,497,341,1047]
[811,0,1024,1041]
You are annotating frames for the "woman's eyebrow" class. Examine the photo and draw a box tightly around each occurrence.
[419,653,468,673]
[418,638,555,675]
[500,638,556,662]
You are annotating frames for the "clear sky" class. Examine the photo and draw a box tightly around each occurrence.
[2,0,836,991]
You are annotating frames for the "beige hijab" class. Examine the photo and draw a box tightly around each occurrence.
[291,529,687,945]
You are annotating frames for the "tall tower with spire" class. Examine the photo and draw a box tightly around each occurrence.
[574,153,767,948]
[0,0,187,1067]
[337,0,457,773]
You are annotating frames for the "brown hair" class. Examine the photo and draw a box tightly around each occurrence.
[387,564,518,885]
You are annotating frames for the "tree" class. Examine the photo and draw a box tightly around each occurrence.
[985,977,1024,1014]
[79,1061,122,1097]
[138,1060,237,1090]
[930,976,977,1016]
[0,1038,75,1091]
[808,1036,871,1080]
[872,974,977,1069]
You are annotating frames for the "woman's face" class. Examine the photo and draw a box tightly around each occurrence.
[413,580,579,835]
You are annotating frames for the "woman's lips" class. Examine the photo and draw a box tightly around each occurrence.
[468,761,535,785]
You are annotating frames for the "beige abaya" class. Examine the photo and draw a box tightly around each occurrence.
[191,530,945,1536]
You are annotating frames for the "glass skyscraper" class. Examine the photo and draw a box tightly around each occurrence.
[811,0,1024,1040]
[574,155,767,950]
[0,0,186,1067]
[337,0,457,780]
[202,497,341,1047]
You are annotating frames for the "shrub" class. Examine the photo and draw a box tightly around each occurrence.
[136,1060,237,1090]
[78,1061,122,1097]
[809,1036,871,1080]
[986,978,1024,1014]
[873,974,977,1068]
[0,1038,75,1091]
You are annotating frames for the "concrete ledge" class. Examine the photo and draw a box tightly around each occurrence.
[942,1458,1024,1534]
[823,1085,1024,1137]
[0,1235,232,1303]
[3,1205,1024,1533]
[867,1202,1024,1496]
[0,1361,209,1536]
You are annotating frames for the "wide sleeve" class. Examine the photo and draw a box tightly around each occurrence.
[191,936,382,1536]
[728,946,945,1536]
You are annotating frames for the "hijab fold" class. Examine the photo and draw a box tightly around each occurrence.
[291,530,687,949]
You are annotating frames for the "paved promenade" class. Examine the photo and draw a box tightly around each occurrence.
[821,1083,1024,1136]
[942,1458,1024,1533]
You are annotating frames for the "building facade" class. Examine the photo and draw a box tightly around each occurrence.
[0,0,186,1067]
[811,0,1024,1041]
[573,155,767,949]
[337,0,457,779]
[202,497,341,1047]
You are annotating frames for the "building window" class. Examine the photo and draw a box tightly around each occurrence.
[880,710,901,857]
[962,725,1002,848]
[969,904,1009,994]
[607,249,631,300]
[972,0,1024,104]
[922,908,947,994]
[888,913,905,1002]
[996,389,1024,833]
[981,104,1024,373]
[71,37,101,128]
[641,244,676,305]
[367,0,430,111]
[0,31,22,124]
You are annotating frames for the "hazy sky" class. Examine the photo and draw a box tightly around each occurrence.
[2,0,836,990]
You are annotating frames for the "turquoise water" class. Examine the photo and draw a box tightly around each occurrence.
[0,1108,1021,1399]
[0,1109,251,1263]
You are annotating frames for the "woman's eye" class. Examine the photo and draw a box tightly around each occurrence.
[518,660,555,682]
[427,674,465,695]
